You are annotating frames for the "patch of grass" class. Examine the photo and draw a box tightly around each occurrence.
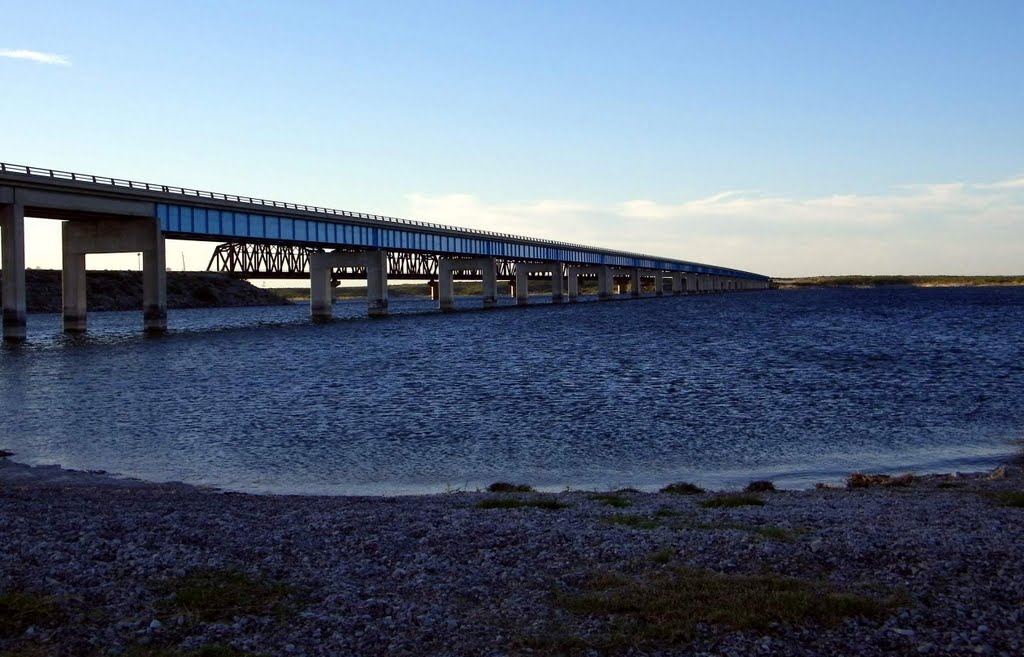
[649,547,674,565]
[745,480,776,493]
[588,493,633,508]
[486,482,535,493]
[654,507,682,518]
[156,569,294,623]
[475,497,569,510]
[937,481,963,489]
[546,568,897,652]
[602,514,661,530]
[660,482,704,495]
[997,491,1024,508]
[0,589,61,638]
[700,495,765,509]
[679,521,799,543]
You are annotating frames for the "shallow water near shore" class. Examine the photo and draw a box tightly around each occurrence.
[2,287,1022,494]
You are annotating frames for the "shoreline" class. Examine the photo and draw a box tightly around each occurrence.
[2,457,1021,656]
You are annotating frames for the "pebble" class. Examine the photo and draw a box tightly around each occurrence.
[0,463,1021,656]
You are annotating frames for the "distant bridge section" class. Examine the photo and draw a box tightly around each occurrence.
[0,163,771,340]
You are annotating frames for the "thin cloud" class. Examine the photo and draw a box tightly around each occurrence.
[0,49,71,66]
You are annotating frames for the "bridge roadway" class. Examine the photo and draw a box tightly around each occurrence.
[0,163,771,340]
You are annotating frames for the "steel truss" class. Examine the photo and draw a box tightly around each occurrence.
[206,242,568,280]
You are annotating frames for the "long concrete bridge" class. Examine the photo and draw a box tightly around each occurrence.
[0,163,771,340]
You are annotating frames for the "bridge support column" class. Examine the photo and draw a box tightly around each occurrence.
[630,269,641,298]
[438,257,497,310]
[598,266,614,300]
[59,217,167,334]
[310,250,389,319]
[481,258,497,308]
[514,262,560,306]
[1,203,27,341]
[654,273,665,296]
[551,262,564,303]
[671,273,683,295]
[61,222,87,332]
[438,260,455,312]
[567,266,604,302]
[515,267,529,305]
[567,268,580,302]
[365,250,388,317]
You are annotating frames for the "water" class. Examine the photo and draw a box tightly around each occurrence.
[2,287,1022,494]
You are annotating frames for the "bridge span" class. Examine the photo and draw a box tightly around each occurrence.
[0,163,771,340]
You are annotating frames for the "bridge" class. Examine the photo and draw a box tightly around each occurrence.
[0,163,771,341]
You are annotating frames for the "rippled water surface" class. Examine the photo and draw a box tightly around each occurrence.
[2,287,1023,493]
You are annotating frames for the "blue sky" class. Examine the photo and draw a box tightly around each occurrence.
[2,0,1022,276]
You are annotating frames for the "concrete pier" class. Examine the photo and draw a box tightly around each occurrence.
[671,272,683,295]
[630,269,641,298]
[437,257,498,311]
[1,202,26,341]
[60,217,167,334]
[514,262,562,306]
[61,222,87,332]
[309,250,389,319]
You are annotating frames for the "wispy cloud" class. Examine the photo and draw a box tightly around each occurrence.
[401,174,1024,276]
[0,49,71,66]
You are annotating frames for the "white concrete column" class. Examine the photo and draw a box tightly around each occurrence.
[365,250,388,318]
[515,265,530,306]
[60,216,166,333]
[630,269,641,298]
[438,260,455,311]
[309,253,333,319]
[671,272,683,295]
[61,222,87,332]
[551,261,564,303]
[143,233,167,333]
[653,272,665,296]
[1,203,27,341]
[567,268,580,302]
[481,258,497,308]
[598,266,613,300]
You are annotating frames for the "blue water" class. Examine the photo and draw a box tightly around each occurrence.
[1,287,1022,494]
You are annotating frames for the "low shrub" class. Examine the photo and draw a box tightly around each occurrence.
[660,482,705,495]
[745,480,776,493]
[486,482,535,493]
[700,495,765,509]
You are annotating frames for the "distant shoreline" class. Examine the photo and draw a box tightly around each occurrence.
[0,269,291,313]
[774,275,1024,289]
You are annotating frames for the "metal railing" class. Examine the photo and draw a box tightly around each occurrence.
[0,161,762,277]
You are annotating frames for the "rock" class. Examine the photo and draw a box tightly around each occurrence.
[988,466,1011,480]
[148,619,162,631]
[809,539,824,553]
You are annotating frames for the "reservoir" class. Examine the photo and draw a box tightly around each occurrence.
[1,286,1022,494]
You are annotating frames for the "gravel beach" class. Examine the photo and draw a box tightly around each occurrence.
[1,460,1022,657]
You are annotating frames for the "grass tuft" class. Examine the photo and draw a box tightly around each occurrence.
[588,494,633,508]
[659,482,704,495]
[648,547,674,565]
[996,491,1024,508]
[602,514,661,530]
[745,480,776,493]
[654,507,682,518]
[156,569,294,623]
[700,495,765,509]
[476,497,569,510]
[486,482,535,493]
[545,568,897,651]
[0,589,61,638]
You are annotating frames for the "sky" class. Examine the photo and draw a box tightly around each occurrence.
[1,0,1022,277]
